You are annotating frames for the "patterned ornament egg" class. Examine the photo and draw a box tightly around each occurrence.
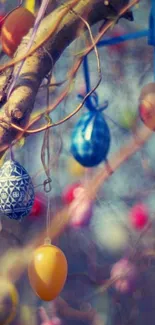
[70,110,111,167]
[0,159,34,220]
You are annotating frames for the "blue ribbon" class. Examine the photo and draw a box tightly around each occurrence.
[79,7,154,109]
[148,0,155,46]
[97,29,148,47]
[148,0,155,80]
[83,56,96,111]
[79,29,149,112]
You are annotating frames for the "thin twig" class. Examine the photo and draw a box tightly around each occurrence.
[0,0,80,73]
[0,0,139,139]
[0,12,101,145]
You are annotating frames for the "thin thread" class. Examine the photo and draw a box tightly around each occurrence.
[82,38,99,111]
[82,60,127,130]
[83,55,91,94]
[9,146,14,160]
[0,0,139,140]
[0,0,141,75]
[41,71,52,240]
[46,192,51,239]
[5,0,49,159]
[7,0,50,99]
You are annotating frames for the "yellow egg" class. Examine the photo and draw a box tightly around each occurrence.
[28,244,68,301]
[68,157,85,177]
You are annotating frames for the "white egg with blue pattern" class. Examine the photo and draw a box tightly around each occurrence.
[0,159,34,220]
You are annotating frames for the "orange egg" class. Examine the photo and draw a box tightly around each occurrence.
[28,244,68,301]
[1,7,35,57]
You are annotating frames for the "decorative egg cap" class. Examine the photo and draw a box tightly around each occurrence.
[78,90,109,113]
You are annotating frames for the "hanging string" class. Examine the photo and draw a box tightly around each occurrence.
[9,145,14,160]
[81,53,131,131]
[7,0,50,99]
[4,0,49,160]
[41,71,52,243]
[79,24,148,135]
[0,0,24,160]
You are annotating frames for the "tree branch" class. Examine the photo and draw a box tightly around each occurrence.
[0,0,132,158]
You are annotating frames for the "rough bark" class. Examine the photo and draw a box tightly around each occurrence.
[0,0,130,157]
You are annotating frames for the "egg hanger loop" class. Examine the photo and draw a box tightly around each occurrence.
[81,55,127,130]
[81,37,139,132]
[81,56,126,130]
[82,52,110,113]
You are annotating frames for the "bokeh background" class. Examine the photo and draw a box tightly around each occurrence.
[1,0,155,324]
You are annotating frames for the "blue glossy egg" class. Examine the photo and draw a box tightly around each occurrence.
[0,159,35,220]
[71,110,110,167]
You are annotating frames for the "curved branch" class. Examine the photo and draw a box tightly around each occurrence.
[0,0,135,157]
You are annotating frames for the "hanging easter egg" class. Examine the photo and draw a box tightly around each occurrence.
[139,83,155,130]
[62,182,94,227]
[0,277,19,325]
[71,110,110,167]
[62,182,82,204]
[0,159,35,220]
[28,192,46,220]
[1,7,35,57]
[28,244,68,301]
[68,186,93,227]
[110,259,137,293]
[129,203,149,230]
